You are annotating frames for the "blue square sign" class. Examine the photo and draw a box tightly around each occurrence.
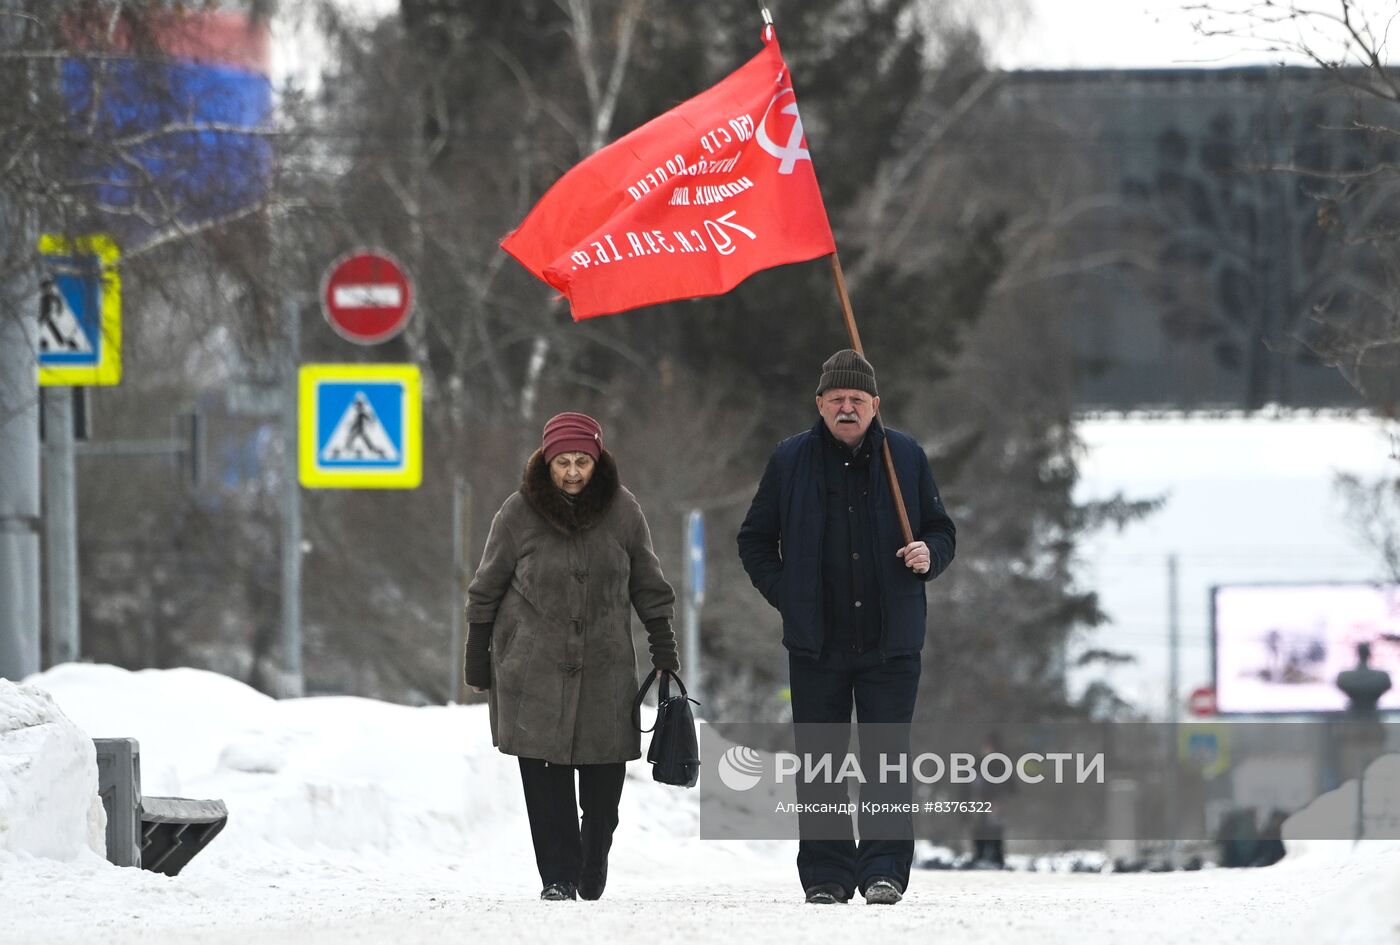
[39,265,102,366]
[315,382,405,469]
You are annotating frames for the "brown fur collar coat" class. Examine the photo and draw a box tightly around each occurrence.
[465,445,676,764]
[520,448,620,535]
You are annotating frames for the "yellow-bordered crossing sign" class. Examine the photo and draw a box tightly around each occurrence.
[298,363,422,489]
[38,233,121,386]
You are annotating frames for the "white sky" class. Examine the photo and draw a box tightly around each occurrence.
[993,0,1396,70]
[279,1,1395,89]
[993,0,1266,69]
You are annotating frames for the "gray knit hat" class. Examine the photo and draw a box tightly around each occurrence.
[815,349,877,397]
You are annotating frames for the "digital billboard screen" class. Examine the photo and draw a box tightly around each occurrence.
[1213,583,1400,714]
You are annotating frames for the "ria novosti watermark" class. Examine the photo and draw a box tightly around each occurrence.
[719,745,1105,791]
[698,722,1400,842]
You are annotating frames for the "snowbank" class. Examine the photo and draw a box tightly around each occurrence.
[0,680,105,861]
[1275,753,1400,944]
[23,664,557,859]
[1282,753,1400,860]
[23,663,753,872]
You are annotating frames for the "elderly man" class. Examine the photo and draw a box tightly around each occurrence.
[738,349,956,906]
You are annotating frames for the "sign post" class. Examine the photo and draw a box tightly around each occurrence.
[281,298,303,697]
[35,233,120,671]
[682,509,704,696]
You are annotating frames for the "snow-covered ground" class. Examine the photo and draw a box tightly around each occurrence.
[2,664,1397,945]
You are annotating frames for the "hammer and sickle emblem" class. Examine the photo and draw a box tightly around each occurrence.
[755,88,810,175]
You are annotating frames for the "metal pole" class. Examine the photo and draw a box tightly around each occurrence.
[1356,742,1366,843]
[279,298,303,697]
[1167,554,1180,719]
[0,192,41,681]
[1166,552,1180,867]
[450,475,464,704]
[682,509,703,699]
[681,512,692,683]
[43,386,80,666]
[460,478,473,704]
[683,591,700,696]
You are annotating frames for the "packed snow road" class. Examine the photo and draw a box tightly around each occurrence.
[4,846,1394,945]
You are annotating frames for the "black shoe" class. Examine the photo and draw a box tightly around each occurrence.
[804,882,850,904]
[540,882,577,901]
[862,876,903,905]
[578,869,606,901]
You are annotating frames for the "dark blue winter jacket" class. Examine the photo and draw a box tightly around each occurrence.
[737,419,956,660]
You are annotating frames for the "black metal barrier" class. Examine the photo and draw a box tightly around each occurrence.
[93,737,227,875]
[139,797,229,876]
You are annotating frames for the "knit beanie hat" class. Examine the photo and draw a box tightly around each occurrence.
[541,412,603,462]
[815,349,877,397]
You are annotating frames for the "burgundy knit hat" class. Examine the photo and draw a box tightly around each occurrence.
[541,412,603,462]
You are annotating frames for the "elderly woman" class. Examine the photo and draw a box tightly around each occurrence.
[464,411,679,902]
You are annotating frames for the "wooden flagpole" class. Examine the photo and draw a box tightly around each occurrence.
[829,251,915,546]
[756,6,912,547]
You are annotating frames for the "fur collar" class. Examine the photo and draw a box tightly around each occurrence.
[521,448,620,534]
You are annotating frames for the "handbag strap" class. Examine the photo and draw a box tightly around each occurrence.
[633,669,688,733]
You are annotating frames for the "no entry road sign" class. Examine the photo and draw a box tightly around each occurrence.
[321,250,414,345]
[1188,685,1217,718]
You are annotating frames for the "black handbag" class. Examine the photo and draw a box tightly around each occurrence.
[633,669,701,788]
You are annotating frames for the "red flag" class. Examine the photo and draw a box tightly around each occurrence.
[501,30,835,320]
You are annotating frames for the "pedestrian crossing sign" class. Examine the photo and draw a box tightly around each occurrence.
[299,363,422,488]
[37,233,121,386]
[1179,724,1230,780]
